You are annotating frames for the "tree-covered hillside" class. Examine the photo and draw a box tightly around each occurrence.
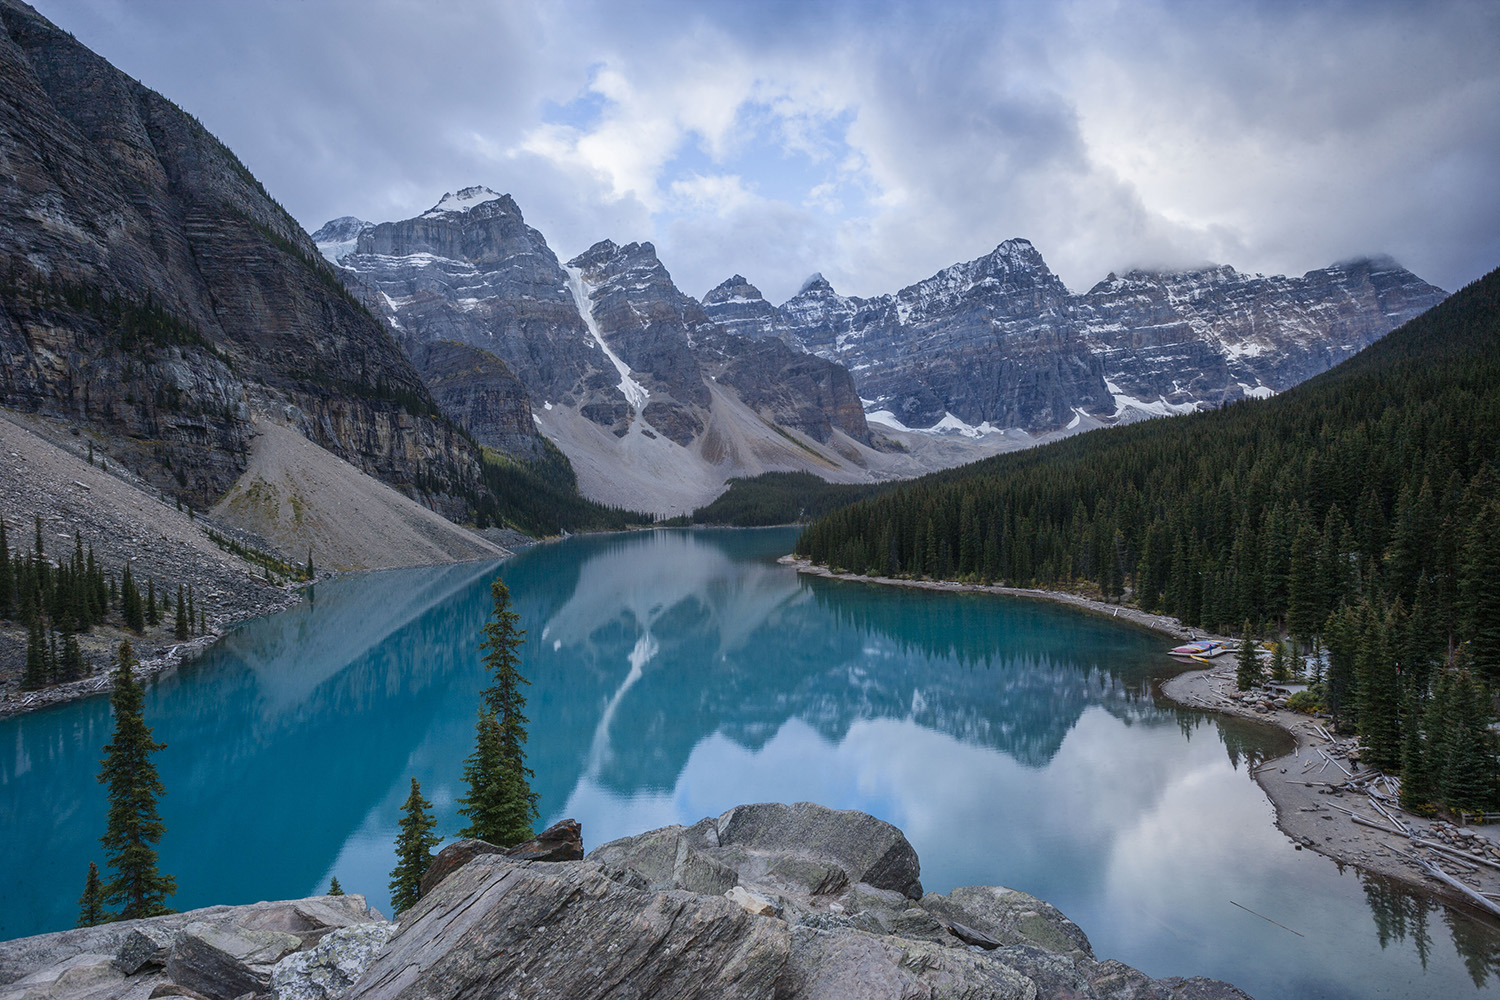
[798,266,1500,813]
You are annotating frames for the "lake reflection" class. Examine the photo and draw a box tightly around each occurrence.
[2,527,1497,998]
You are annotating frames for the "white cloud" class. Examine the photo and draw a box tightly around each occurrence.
[31,0,1500,303]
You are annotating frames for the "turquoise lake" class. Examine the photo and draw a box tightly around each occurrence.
[3,526,1498,998]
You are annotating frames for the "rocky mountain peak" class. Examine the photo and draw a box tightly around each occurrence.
[312,216,373,264]
[702,274,764,305]
[797,272,836,296]
[421,185,511,219]
[311,216,371,243]
[568,240,670,288]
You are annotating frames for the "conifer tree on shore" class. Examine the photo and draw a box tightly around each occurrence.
[1235,623,1260,692]
[389,778,439,914]
[457,578,536,847]
[98,640,176,918]
[76,861,105,927]
[0,517,11,618]
[120,565,144,632]
[328,876,344,896]
[22,617,47,690]
[1270,640,1290,683]
[174,584,189,640]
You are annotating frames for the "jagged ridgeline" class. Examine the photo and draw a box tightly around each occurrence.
[797,267,1500,679]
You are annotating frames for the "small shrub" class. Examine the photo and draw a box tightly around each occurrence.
[1287,685,1325,714]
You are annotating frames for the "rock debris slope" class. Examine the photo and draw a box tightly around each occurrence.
[704,242,1447,433]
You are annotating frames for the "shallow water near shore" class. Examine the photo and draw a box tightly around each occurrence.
[2,526,1497,997]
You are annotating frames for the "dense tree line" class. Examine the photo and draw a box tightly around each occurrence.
[798,266,1500,815]
[474,439,651,536]
[1,516,207,689]
[677,471,898,527]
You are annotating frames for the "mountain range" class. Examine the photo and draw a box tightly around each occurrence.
[700,241,1446,433]
[319,190,926,515]
[318,190,1444,513]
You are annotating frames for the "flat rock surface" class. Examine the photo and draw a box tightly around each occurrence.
[0,896,387,1000]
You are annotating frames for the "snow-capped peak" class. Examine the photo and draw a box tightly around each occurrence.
[422,185,504,218]
[798,272,833,295]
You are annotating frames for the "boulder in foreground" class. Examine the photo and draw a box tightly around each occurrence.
[353,801,1249,1000]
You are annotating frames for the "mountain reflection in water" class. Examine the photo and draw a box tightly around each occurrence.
[2,527,1497,999]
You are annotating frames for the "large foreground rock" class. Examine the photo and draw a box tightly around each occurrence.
[0,896,388,1000]
[350,802,1250,1000]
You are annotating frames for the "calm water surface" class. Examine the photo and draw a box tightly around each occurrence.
[3,527,1498,998]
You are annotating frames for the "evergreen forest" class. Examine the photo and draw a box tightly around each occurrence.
[796,266,1500,815]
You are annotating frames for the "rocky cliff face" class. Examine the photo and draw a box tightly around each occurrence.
[404,339,543,460]
[704,241,1448,432]
[0,0,482,516]
[335,187,622,424]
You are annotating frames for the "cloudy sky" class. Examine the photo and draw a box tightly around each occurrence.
[34,0,1500,303]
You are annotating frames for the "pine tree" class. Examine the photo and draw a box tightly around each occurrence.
[186,585,195,634]
[328,876,344,896]
[97,640,176,919]
[389,777,439,914]
[1399,691,1436,814]
[76,861,106,927]
[145,579,159,627]
[1437,670,1498,814]
[59,632,85,682]
[0,516,11,619]
[458,578,536,846]
[1235,622,1261,692]
[305,549,315,580]
[1357,602,1403,773]
[174,585,189,640]
[1325,604,1359,732]
[22,616,47,690]
[1270,640,1290,683]
[120,565,144,632]
[1460,499,1500,685]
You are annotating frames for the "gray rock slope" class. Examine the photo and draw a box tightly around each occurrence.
[351,802,1248,1000]
[704,243,1448,432]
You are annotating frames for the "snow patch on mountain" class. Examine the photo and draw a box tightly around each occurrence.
[422,185,504,218]
[311,216,371,264]
[1105,379,1200,420]
[564,265,650,413]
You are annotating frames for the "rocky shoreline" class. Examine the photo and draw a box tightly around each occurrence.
[784,557,1500,921]
[0,803,1251,1000]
